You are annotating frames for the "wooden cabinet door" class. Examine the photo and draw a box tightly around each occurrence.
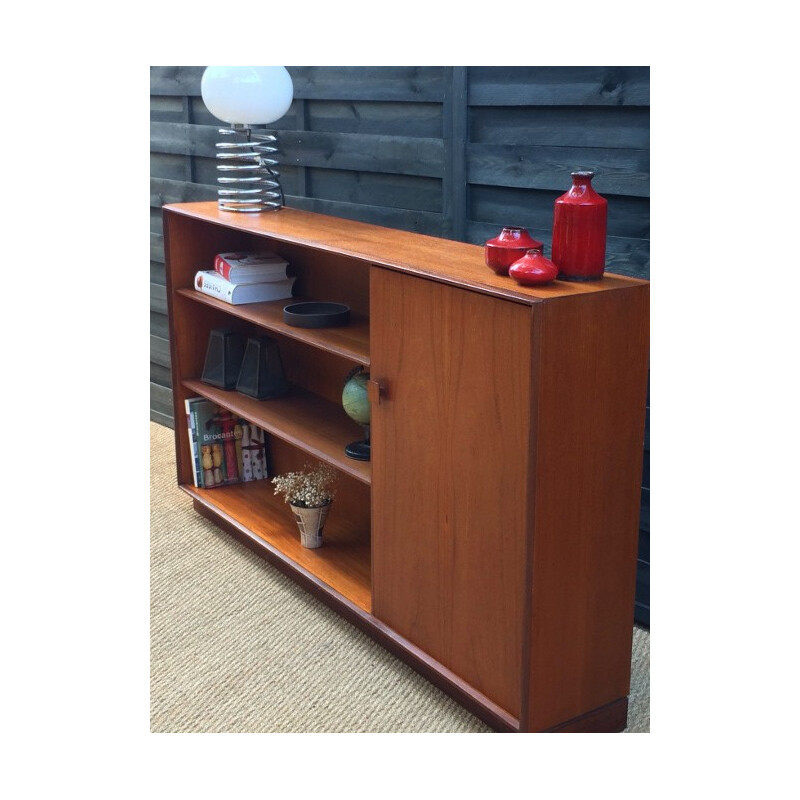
[370,267,532,718]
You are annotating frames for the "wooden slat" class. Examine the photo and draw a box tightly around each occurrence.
[149,120,217,155]
[150,382,173,419]
[151,151,191,182]
[151,66,447,102]
[150,283,167,316]
[289,66,446,102]
[638,528,650,564]
[302,169,441,213]
[295,98,309,197]
[150,310,169,340]
[150,334,170,369]
[151,260,166,285]
[288,196,445,237]
[151,231,164,263]
[469,185,650,241]
[151,408,173,427]
[443,66,468,240]
[150,207,164,236]
[471,106,650,149]
[150,94,185,122]
[150,66,204,95]
[639,487,650,533]
[467,143,649,196]
[151,362,172,389]
[306,99,442,137]
[151,176,217,208]
[469,66,650,106]
[151,122,445,178]
[283,131,443,178]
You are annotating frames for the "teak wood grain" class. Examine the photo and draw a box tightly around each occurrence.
[163,202,650,733]
[165,202,646,305]
[182,379,370,485]
[177,289,370,366]
[186,478,371,612]
[522,286,650,731]
[370,267,531,718]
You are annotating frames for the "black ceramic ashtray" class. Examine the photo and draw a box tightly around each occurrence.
[283,301,351,328]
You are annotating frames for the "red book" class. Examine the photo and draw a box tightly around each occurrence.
[213,251,290,284]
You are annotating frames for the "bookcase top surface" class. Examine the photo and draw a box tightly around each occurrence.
[164,202,648,304]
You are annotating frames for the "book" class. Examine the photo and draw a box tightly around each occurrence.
[186,398,269,488]
[194,270,296,305]
[239,423,268,482]
[214,251,290,284]
[185,397,204,487]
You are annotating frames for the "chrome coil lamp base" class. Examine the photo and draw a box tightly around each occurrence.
[215,124,284,212]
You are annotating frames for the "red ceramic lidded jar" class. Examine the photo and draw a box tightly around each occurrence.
[508,249,558,286]
[485,226,543,276]
[551,170,607,281]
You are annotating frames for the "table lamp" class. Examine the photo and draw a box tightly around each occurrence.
[200,66,294,212]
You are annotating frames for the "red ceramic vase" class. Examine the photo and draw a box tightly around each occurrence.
[551,171,607,281]
[485,226,543,275]
[508,249,559,286]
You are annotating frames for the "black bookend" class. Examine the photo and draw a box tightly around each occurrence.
[236,335,289,399]
[201,329,245,390]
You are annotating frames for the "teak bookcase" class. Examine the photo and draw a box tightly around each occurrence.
[163,202,650,733]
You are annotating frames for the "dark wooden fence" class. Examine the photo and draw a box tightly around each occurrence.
[150,66,650,625]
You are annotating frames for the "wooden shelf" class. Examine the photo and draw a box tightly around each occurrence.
[184,480,371,612]
[177,288,370,366]
[183,379,371,485]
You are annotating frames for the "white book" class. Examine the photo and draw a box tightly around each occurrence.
[194,270,296,305]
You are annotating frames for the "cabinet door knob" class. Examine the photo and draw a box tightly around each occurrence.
[367,378,386,405]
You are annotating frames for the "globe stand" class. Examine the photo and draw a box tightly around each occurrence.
[345,424,370,462]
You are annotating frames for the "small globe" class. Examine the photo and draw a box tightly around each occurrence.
[342,370,370,426]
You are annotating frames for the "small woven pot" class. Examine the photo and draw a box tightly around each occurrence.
[290,502,330,549]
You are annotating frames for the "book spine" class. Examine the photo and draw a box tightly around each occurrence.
[240,423,254,482]
[215,260,288,283]
[214,257,237,281]
[250,427,266,480]
[214,252,281,274]
[185,402,198,487]
[239,424,270,482]
[194,405,206,488]
[194,270,234,303]
[235,421,245,478]
[185,400,203,488]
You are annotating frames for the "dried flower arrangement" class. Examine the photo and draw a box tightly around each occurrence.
[271,461,338,508]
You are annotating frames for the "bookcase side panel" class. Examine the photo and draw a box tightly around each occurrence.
[524,285,650,731]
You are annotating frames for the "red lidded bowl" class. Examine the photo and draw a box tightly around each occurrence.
[484,226,543,275]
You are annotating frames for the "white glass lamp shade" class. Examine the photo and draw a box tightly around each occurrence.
[201,66,294,126]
